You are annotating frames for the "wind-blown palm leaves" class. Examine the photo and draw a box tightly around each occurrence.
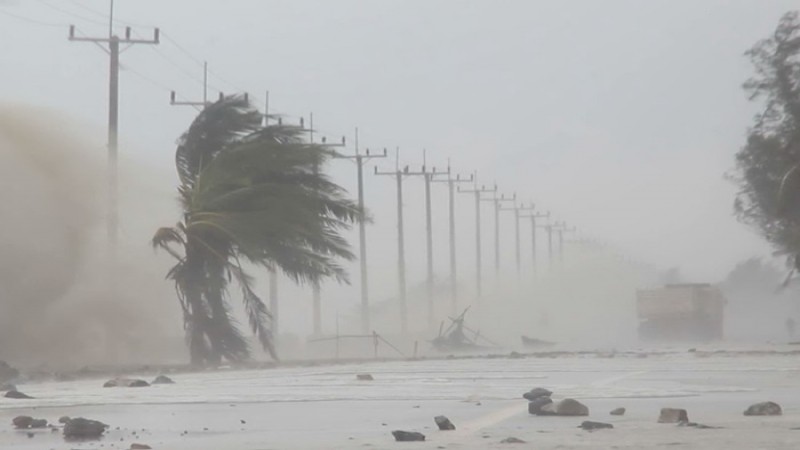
[735,12,800,290]
[153,95,360,365]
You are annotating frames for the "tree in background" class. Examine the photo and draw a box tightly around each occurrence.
[734,12,800,278]
[153,95,360,366]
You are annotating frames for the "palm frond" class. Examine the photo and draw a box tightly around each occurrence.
[175,95,262,188]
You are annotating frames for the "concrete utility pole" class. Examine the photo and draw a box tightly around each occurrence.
[499,201,535,275]
[519,210,550,274]
[431,168,473,315]
[457,181,497,301]
[395,156,438,330]
[482,191,516,275]
[307,113,346,336]
[68,23,159,248]
[333,128,387,334]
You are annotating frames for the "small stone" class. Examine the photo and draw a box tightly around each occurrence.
[30,419,48,428]
[500,437,526,444]
[59,416,71,424]
[240,419,246,424]
[744,401,782,416]
[151,375,175,385]
[392,430,425,442]
[658,408,689,424]
[554,398,589,416]
[522,387,553,401]
[130,444,152,449]
[26,432,34,438]
[356,374,374,381]
[509,351,523,359]
[4,390,33,399]
[579,421,613,431]
[103,378,150,388]
[528,396,554,415]
[434,415,455,430]
[13,416,34,429]
[610,407,626,416]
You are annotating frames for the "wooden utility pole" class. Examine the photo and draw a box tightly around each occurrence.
[307,113,346,336]
[499,201,535,275]
[263,92,279,339]
[333,128,387,334]
[482,191,515,276]
[375,152,411,334]
[68,24,159,247]
[457,181,497,301]
[519,210,550,274]
[402,154,443,331]
[431,168,473,315]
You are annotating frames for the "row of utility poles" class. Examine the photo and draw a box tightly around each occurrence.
[66,18,579,341]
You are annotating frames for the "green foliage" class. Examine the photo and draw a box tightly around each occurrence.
[734,12,800,266]
[154,95,360,365]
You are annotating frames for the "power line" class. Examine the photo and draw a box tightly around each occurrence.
[61,0,152,27]
[0,8,66,27]
[36,0,109,27]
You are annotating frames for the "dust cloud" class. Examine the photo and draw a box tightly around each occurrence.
[0,104,181,369]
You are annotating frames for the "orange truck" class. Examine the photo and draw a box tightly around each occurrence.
[636,283,726,342]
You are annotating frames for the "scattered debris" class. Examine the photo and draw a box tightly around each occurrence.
[63,418,108,439]
[58,416,71,424]
[30,419,48,428]
[356,374,374,381]
[500,437,526,444]
[431,307,496,351]
[130,444,152,449]
[528,396,554,415]
[434,415,455,430]
[678,422,721,429]
[5,390,33,399]
[509,351,523,359]
[744,401,782,416]
[579,421,614,430]
[151,375,175,385]
[658,408,689,424]
[392,430,425,442]
[103,378,150,388]
[610,407,626,416]
[13,416,34,429]
[523,387,553,401]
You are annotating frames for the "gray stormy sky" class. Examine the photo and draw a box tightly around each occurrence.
[1,0,796,334]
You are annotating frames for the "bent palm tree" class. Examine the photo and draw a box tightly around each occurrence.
[153,95,360,365]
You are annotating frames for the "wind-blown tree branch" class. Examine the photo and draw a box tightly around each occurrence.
[734,11,800,279]
[153,95,361,365]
